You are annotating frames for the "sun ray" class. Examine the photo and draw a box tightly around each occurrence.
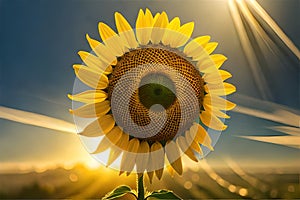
[239,135,300,149]
[228,0,272,100]
[246,0,300,60]
[0,106,76,134]
[235,0,279,57]
[232,94,300,127]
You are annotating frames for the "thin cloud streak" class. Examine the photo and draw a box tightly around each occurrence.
[0,106,76,134]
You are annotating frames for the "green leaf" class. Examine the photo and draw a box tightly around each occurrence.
[145,190,181,200]
[102,185,136,200]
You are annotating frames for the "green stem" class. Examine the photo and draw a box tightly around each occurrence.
[137,174,145,200]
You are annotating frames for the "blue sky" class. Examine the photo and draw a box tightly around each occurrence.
[0,0,299,169]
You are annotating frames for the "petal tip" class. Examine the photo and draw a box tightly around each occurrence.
[85,33,90,40]
[114,12,121,17]
[77,51,86,58]
[72,64,79,70]
[67,94,73,100]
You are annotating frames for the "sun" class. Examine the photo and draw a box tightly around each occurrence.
[69,8,236,182]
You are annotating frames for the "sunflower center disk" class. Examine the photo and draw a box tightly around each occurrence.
[138,73,176,110]
[109,47,204,143]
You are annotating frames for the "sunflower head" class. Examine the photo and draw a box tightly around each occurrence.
[69,8,236,181]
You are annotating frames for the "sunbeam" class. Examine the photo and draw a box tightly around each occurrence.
[228,0,272,100]
[269,126,300,136]
[239,135,300,149]
[246,0,300,60]
[0,106,76,134]
[233,105,299,128]
[232,94,300,127]
[232,94,300,149]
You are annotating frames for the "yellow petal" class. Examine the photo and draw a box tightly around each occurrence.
[204,42,218,54]
[167,165,175,177]
[73,65,108,89]
[69,100,110,118]
[98,22,116,41]
[68,90,107,104]
[191,141,202,154]
[197,54,228,74]
[162,17,181,45]
[136,9,153,45]
[210,54,228,69]
[170,158,182,176]
[145,8,155,26]
[115,12,138,49]
[92,126,123,154]
[86,34,116,65]
[155,168,164,180]
[120,138,140,173]
[151,11,169,44]
[176,136,198,162]
[183,36,210,60]
[135,9,145,29]
[106,126,125,142]
[165,141,183,175]
[150,142,165,180]
[136,141,150,173]
[196,60,217,74]
[147,171,154,184]
[186,131,204,155]
[106,148,120,167]
[177,136,189,152]
[78,51,112,75]
[200,110,227,131]
[203,71,222,85]
[203,94,236,110]
[106,133,129,167]
[203,70,232,85]
[167,17,181,30]
[79,114,115,137]
[219,70,232,81]
[190,123,214,150]
[205,82,236,96]
[194,36,211,46]
[169,22,194,48]
[203,103,230,119]
[98,22,126,56]
[152,12,160,23]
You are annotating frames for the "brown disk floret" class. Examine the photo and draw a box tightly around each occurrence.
[108,47,204,143]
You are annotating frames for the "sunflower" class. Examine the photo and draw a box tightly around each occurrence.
[69,9,236,182]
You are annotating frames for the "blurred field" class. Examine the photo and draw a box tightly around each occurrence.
[0,164,298,199]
